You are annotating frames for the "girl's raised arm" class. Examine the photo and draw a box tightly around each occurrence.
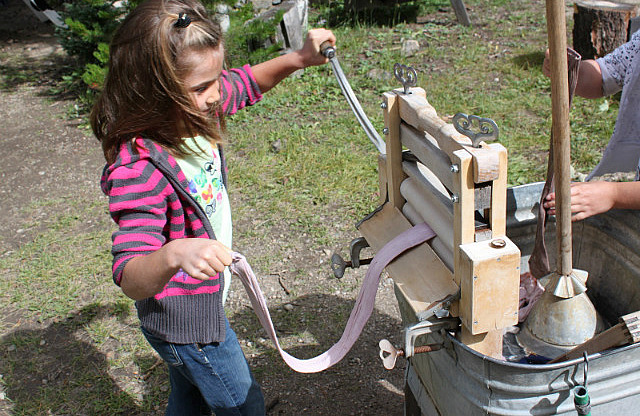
[251,28,336,93]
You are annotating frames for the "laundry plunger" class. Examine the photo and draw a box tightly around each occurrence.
[517,0,598,359]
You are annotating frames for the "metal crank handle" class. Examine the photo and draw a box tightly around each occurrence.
[320,41,335,59]
[319,41,386,154]
[378,339,441,370]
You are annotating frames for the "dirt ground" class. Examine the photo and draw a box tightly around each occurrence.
[0,1,407,414]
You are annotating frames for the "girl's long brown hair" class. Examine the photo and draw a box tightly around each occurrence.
[91,0,225,164]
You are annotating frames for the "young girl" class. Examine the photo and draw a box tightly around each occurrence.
[91,0,335,413]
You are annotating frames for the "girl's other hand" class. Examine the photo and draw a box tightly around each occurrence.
[167,238,232,280]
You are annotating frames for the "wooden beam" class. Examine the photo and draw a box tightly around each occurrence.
[450,148,474,319]
[397,89,500,183]
[377,153,388,205]
[397,89,471,157]
[452,150,475,248]
[459,326,503,359]
[383,91,406,210]
[488,143,508,237]
[466,144,502,184]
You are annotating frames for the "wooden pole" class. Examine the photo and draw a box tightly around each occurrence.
[546,0,573,277]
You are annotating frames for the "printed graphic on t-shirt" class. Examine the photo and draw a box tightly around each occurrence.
[186,151,225,217]
[176,137,233,302]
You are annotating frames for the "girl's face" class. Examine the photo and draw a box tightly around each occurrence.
[182,46,224,114]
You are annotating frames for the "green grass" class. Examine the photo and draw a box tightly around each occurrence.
[0,201,111,319]
[0,198,168,414]
[0,0,621,413]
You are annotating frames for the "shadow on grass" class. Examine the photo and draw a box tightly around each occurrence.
[512,50,545,71]
[0,302,163,415]
[325,3,422,27]
[229,292,406,416]
[0,292,405,415]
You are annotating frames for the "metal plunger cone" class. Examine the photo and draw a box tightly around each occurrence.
[548,269,587,298]
[521,270,597,358]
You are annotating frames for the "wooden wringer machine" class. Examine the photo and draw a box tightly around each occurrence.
[353,64,521,390]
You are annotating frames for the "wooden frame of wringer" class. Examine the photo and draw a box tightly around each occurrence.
[358,64,521,358]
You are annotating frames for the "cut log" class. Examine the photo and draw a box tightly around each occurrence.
[573,1,639,59]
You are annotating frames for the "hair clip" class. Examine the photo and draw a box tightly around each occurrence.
[175,12,191,28]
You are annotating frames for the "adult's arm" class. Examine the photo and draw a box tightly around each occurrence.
[542,50,603,99]
[574,59,603,99]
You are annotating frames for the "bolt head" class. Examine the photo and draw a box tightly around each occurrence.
[490,239,506,249]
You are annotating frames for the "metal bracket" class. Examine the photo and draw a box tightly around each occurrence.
[404,317,459,358]
[394,63,417,94]
[378,288,460,369]
[348,237,369,267]
[416,289,461,321]
[452,113,499,147]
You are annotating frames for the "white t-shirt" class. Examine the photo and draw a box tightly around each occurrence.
[176,136,233,303]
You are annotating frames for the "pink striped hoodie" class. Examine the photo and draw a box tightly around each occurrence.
[100,65,262,344]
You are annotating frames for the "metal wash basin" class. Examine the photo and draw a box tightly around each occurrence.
[398,182,640,415]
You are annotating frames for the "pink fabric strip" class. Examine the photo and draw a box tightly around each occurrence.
[229,222,436,373]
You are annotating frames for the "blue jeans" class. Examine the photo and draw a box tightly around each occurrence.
[141,319,265,416]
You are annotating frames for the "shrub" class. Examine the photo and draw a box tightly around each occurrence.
[54,0,130,104]
[56,0,124,68]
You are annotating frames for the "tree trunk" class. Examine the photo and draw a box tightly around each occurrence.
[573,1,638,59]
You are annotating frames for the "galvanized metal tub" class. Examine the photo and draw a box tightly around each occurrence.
[397,182,640,415]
